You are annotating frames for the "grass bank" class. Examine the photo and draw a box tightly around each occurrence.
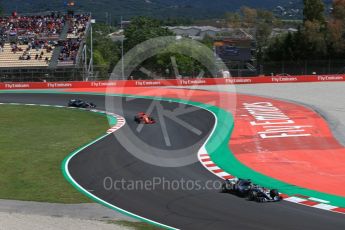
[0,104,109,203]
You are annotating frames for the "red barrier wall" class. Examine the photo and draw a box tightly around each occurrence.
[1,75,344,90]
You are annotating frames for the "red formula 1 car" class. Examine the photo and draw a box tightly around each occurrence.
[134,112,156,124]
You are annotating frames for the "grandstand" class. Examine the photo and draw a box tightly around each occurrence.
[0,11,90,80]
[0,43,52,68]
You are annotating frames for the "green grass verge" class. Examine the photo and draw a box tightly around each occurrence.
[0,104,109,203]
[107,220,163,230]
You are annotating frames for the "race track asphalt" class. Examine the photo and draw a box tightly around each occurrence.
[1,92,345,230]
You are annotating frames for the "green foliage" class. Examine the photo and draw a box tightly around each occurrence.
[93,50,106,66]
[264,0,345,61]
[130,44,208,79]
[225,12,242,28]
[265,25,324,61]
[332,0,345,20]
[2,0,288,20]
[304,20,327,56]
[327,0,345,58]
[265,36,284,61]
[201,34,214,49]
[224,6,275,61]
[161,18,193,26]
[156,52,206,78]
[90,17,214,79]
[256,22,272,61]
[89,23,121,75]
[303,0,325,24]
[257,9,274,23]
[123,16,209,78]
[225,7,279,28]
[0,1,3,16]
[124,16,174,52]
[241,6,258,26]
[256,22,272,47]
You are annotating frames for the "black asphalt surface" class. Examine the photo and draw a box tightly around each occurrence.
[1,92,345,230]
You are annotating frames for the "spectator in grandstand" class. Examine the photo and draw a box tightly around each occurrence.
[11,43,23,53]
[68,14,90,38]
[58,38,81,63]
[0,14,65,38]
[0,12,90,66]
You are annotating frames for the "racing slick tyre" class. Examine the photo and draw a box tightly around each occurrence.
[134,116,140,123]
[221,183,228,193]
[248,191,256,201]
[258,197,267,203]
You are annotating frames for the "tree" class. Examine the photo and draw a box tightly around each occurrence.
[124,17,207,78]
[303,0,325,24]
[303,20,328,57]
[201,34,214,48]
[332,0,345,20]
[265,0,329,62]
[240,6,257,27]
[162,18,193,26]
[326,0,345,57]
[283,32,296,60]
[265,36,285,61]
[124,16,174,52]
[89,23,121,76]
[0,1,3,16]
[256,22,272,62]
[257,9,274,24]
[292,26,308,60]
[327,19,345,56]
[225,12,241,28]
[256,23,272,46]
[254,9,275,62]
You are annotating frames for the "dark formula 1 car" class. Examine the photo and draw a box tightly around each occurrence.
[134,112,155,124]
[248,186,281,202]
[68,99,96,108]
[222,178,281,202]
[221,178,253,196]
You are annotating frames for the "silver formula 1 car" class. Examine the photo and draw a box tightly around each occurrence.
[248,186,281,202]
[222,178,281,202]
[68,99,96,108]
[221,178,253,196]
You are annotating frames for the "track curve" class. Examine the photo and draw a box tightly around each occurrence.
[1,92,345,230]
